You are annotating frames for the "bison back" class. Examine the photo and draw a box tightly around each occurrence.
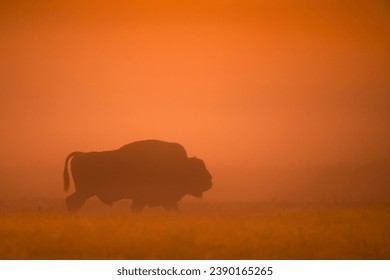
[118,140,188,162]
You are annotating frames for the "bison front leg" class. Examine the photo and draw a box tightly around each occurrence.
[131,199,146,213]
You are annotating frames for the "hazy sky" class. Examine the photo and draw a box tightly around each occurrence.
[1,0,389,200]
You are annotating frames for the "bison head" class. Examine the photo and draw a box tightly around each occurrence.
[185,157,212,198]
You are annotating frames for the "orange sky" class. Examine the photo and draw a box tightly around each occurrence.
[0,0,389,200]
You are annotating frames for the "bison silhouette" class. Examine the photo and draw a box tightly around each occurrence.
[63,140,212,212]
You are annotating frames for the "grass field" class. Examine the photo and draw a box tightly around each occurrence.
[0,199,389,259]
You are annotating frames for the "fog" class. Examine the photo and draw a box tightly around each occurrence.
[1,0,389,201]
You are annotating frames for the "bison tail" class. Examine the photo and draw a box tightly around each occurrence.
[63,151,83,192]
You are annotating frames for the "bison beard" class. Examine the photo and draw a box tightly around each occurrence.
[63,140,212,213]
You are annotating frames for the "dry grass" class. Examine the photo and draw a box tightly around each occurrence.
[0,199,389,259]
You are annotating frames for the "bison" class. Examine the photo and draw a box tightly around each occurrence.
[63,140,212,212]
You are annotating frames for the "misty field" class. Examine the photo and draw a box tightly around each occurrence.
[0,199,389,259]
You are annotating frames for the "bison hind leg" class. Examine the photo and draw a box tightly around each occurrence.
[163,202,179,212]
[66,192,88,213]
[131,200,146,213]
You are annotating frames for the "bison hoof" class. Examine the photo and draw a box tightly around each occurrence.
[131,200,145,213]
